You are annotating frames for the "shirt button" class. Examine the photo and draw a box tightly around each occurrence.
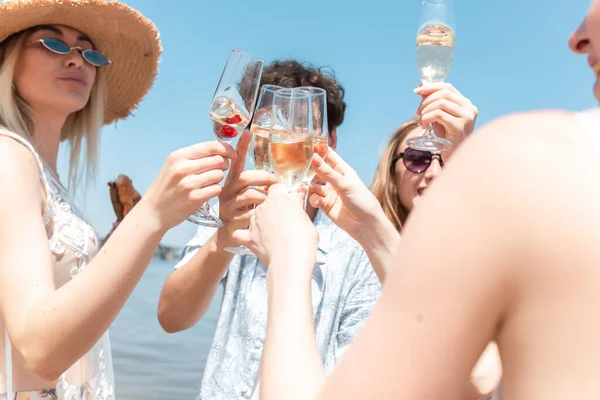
[254,338,262,349]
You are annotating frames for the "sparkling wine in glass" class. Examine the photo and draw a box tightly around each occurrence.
[268,89,314,193]
[187,50,264,227]
[406,0,455,152]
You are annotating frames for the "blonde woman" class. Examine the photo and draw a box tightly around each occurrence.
[234,0,600,397]
[372,83,477,241]
[0,1,234,399]
[370,90,500,399]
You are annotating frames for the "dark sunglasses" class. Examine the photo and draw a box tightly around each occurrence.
[33,37,111,67]
[392,147,444,174]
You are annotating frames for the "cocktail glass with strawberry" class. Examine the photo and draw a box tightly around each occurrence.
[188,50,264,227]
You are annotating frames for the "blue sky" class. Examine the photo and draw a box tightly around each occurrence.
[58,0,597,246]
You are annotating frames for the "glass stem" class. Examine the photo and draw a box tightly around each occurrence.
[301,182,310,211]
[424,123,435,138]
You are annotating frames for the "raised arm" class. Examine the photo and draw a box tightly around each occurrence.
[0,137,233,381]
[308,150,401,282]
[158,131,277,333]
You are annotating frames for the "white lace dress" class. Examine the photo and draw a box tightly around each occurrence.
[0,130,115,400]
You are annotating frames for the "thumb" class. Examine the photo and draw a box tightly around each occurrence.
[308,193,325,209]
[226,130,252,182]
[232,228,252,249]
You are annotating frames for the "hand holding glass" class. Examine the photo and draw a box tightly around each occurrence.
[406,0,456,152]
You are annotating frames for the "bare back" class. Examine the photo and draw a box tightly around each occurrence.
[315,110,600,400]
[496,111,600,399]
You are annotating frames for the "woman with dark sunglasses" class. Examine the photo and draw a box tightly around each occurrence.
[369,85,500,399]
[0,1,234,398]
[367,85,500,399]
[371,83,477,232]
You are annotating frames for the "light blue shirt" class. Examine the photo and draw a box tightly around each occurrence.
[176,209,382,399]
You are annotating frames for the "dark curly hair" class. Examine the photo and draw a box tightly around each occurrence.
[259,60,346,133]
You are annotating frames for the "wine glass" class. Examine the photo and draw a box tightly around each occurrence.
[268,89,325,265]
[222,84,282,256]
[406,0,455,152]
[187,50,264,227]
[268,88,314,194]
[296,86,329,210]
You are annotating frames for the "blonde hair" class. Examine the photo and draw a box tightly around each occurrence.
[370,117,420,232]
[0,27,106,191]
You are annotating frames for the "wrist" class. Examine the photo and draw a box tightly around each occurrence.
[131,197,169,237]
[267,251,315,283]
[214,222,238,250]
[356,211,401,255]
[266,264,313,324]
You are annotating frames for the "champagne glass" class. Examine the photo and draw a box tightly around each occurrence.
[187,50,264,227]
[268,89,325,265]
[222,84,282,256]
[268,89,314,193]
[263,88,327,267]
[406,0,455,152]
[297,86,329,210]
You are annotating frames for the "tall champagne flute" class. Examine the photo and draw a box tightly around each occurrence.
[222,84,282,256]
[268,89,324,267]
[187,50,264,227]
[268,89,314,194]
[406,0,455,152]
[297,86,329,210]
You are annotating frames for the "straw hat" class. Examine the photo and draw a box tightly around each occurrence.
[0,0,162,125]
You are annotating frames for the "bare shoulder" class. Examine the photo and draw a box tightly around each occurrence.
[446,109,589,190]
[0,135,44,210]
[480,109,577,130]
[0,134,40,171]
[430,108,599,258]
[460,109,576,154]
[453,109,600,264]
[395,110,588,283]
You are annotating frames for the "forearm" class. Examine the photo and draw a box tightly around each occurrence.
[17,199,164,380]
[158,231,233,333]
[262,258,325,400]
[355,213,402,283]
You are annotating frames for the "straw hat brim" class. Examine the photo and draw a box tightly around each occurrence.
[0,0,162,125]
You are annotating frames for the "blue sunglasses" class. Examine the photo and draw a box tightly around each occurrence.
[33,37,111,68]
